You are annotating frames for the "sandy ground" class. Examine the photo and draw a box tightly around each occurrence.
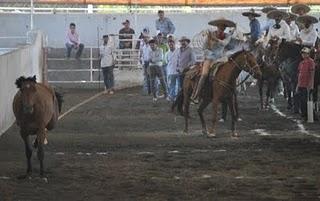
[0,86,320,201]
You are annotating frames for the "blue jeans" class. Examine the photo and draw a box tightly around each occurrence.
[168,74,180,100]
[65,43,84,58]
[102,66,114,90]
[143,61,151,94]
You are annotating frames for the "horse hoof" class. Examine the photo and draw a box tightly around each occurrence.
[207,131,216,138]
[17,174,32,180]
[42,177,48,183]
[231,132,240,138]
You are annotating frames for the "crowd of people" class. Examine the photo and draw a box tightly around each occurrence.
[64,5,319,120]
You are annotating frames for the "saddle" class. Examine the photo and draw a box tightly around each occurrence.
[186,62,223,81]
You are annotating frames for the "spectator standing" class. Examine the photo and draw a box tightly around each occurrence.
[139,34,151,95]
[148,39,168,102]
[100,35,115,94]
[165,39,179,101]
[119,19,135,49]
[295,47,315,120]
[177,36,196,89]
[65,22,84,59]
[155,10,175,37]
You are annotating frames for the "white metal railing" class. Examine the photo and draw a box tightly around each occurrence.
[0,6,295,14]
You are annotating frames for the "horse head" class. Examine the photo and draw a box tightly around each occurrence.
[15,75,37,114]
[230,50,262,80]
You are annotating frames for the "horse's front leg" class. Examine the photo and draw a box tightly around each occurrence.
[198,98,210,135]
[207,99,219,138]
[36,127,47,181]
[18,131,32,179]
[228,96,239,138]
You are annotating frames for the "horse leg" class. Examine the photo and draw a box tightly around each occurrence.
[258,79,264,110]
[228,96,239,138]
[36,128,46,180]
[183,91,190,134]
[207,99,219,138]
[197,98,211,135]
[18,132,32,179]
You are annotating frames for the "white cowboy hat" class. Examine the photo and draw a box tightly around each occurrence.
[178,36,191,43]
[296,15,319,24]
[242,9,261,17]
[301,47,311,54]
[267,10,289,19]
[208,18,236,27]
[291,4,311,15]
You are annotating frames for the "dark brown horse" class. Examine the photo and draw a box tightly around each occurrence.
[173,50,262,138]
[13,76,62,180]
[256,40,282,109]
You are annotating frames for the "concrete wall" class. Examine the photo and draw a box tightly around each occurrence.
[0,31,44,136]
[2,11,320,48]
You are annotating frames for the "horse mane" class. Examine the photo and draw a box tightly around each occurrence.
[229,50,247,60]
[15,75,37,89]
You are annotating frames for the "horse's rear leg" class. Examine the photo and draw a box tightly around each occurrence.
[258,80,264,110]
[183,94,190,134]
[18,132,32,179]
[197,99,210,135]
[207,99,219,138]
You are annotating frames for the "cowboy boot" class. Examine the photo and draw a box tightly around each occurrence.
[191,74,207,102]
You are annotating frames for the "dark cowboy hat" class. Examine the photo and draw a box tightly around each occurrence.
[178,36,191,43]
[291,4,311,15]
[208,18,236,27]
[267,10,289,19]
[242,8,261,17]
[285,12,298,21]
[122,19,130,25]
[261,7,277,14]
[296,15,319,24]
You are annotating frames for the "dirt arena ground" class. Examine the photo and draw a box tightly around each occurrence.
[0,86,320,201]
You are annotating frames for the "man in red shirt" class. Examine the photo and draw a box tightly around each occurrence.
[295,47,315,120]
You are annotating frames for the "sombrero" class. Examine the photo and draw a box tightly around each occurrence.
[296,15,319,24]
[208,18,236,27]
[285,12,298,21]
[242,9,261,17]
[291,4,311,15]
[267,10,289,19]
[179,36,191,43]
[261,7,277,14]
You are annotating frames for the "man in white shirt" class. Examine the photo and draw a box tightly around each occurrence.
[165,39,179,101]
[100,35,115,94]
[65,23,84,59]
[295,15,318,47]
[139,35,151,95]
[284,13,300,41]
[266,10,291,44]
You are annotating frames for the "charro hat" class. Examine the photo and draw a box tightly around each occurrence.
[285,12,298,21]
[291,4,311,15]
[242,8,261,17]
[267,10,289,19]
[179,36,191,43]
[261,7,277,14]
[296,15,319,24]
[208,18,236,27]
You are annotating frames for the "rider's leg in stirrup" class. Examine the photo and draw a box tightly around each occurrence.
[191,59,213,101]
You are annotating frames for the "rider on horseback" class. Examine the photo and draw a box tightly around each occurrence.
[266,10,290,45]
[191,18,236,102]
[294,15,318,48]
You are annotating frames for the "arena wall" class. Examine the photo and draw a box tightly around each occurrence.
[0,31,44,136]
[2,12,319,48]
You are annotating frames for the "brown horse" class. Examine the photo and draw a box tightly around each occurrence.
[173,50,262,138]
[13,75,62,180]
[256,40,282,109]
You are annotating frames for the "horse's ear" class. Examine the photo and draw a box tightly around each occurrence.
[15,76,26,89]
[31,75,37,82]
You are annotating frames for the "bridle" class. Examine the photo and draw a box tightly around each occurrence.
[229,52,259,76]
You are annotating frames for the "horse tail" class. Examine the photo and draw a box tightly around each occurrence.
[54,91,63,113]
[171,90,184,116]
